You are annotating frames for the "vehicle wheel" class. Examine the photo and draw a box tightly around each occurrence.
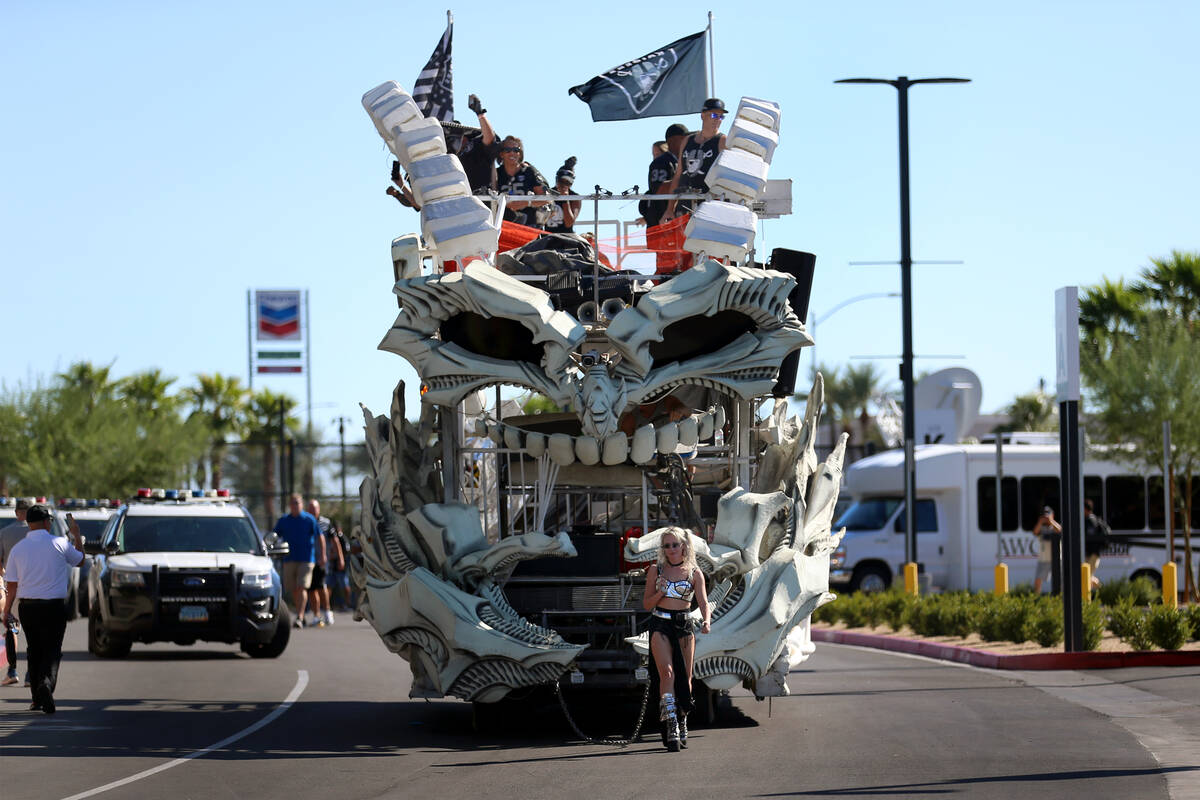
[88,604,131,659]
[242,606,291,659]
[1130,569,1162,588]
[849,564,890,594]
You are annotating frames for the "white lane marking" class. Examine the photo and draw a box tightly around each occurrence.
[61,669,309,800]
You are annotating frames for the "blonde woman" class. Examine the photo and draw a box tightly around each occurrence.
[642,526,710,751]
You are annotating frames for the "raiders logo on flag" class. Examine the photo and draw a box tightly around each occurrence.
[569,31,707,122]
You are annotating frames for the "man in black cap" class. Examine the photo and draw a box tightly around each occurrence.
[664,98,728,220]
[641,123,689,228]
[1,504,84,713]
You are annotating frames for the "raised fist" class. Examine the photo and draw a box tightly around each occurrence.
[468,94,484,115]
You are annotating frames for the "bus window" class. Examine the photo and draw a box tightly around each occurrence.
[894,499,938,533]
[835,497,901,531]
[1106,475,1146,530]
[1020,476,1060,531]
[1084,476,1103,518]
[977,476,1018,531]
[1147,476,1197,529]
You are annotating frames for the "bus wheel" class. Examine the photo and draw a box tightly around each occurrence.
[850,565,890,594]
[1130,569,1162,589]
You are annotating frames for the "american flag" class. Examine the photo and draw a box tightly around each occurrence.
[412,22,453,123]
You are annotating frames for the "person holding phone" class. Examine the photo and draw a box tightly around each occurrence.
[1032,506,1061,594]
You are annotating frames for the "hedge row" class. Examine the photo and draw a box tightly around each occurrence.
[813,578,1199,652]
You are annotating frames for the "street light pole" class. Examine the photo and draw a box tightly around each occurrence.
[809,291,901,375]
[836,75,970,578]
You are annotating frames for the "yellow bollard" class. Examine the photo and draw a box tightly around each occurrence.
[1163,562,1178,609]
[1081,563,1092,605]
[994,563,1009,596]
[904,562,919,597]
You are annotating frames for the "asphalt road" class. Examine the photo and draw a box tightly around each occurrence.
[2,614,1198,800]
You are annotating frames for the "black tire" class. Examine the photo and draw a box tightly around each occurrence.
[88,604,131,659]
[1130,569,1162,589]
[849,564,891,594]
[241,606,291,659]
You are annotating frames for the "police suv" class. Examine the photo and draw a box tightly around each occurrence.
[85,489,291,658]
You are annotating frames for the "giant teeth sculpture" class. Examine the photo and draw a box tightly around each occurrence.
[351,79,845,706]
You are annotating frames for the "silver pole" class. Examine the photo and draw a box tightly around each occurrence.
[1164,420,1173,561]
[706,12,715,97]
[304,289,313,432]
[247,289,254,391]
[995,435,1003,562]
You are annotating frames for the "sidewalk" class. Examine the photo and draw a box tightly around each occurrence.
[812,625,1200,669]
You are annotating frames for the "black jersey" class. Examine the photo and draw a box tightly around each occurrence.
[544,190,578,234]
[456,132,499,193]
[678,133,721,193]
[497,162,549,228]
[643,150,678,227]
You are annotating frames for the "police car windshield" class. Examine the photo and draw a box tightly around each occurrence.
[76,519,109,543]
[835,497,902,531]
[121,516,261,554]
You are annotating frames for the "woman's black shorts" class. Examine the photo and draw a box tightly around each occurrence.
[647,608,694,639]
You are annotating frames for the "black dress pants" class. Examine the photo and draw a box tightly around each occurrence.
[18,599,67,702]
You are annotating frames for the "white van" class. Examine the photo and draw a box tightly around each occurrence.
[830,442,1197,592]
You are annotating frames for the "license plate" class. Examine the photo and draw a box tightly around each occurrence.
[179,605,208,623]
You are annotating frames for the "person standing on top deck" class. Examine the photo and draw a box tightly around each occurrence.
[495,135,550,229]
[454,93,501,193]
[544,157,580,234]
[663,99,727,221]
[641,123,689,228]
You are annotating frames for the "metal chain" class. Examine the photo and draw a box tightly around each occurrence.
[553,678,652,748]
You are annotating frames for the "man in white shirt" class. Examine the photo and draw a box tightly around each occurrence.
[1,504,84,714]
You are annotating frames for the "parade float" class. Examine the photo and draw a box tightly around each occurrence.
[347,78,847,728]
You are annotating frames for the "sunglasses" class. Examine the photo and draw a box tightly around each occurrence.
[663,542,682,549]
[501,147,522,153]
[706,112,725,119]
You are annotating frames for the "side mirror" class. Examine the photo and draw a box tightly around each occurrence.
[84,541,105,556]
[263,532,290,558]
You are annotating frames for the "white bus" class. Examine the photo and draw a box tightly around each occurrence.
[830,441,1198,593]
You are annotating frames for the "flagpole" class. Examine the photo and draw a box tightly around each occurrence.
[707,11,715,97]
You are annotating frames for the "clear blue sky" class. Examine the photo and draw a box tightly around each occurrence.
[4,1,1197,444]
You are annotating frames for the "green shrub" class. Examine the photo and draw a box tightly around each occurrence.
[977,594,1033,643]
[1029,596,1064,647]
[1081,601,1106,651]
[879,589,914,632]
[860,592,887,629]
[1108,600,1153,650]
[1185,605,1200,642]
[939,593,980,638]
[839,592,871,628]
[1145,605,1194,651]
[812,597,840,625]
[1097,576,1161,607]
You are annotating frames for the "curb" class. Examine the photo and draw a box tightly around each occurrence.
[811,627,1200,670]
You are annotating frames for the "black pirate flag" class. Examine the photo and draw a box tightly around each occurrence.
[569,31,707,122]
[413,22,453,123]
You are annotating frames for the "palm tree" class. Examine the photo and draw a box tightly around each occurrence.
[118,368,178,419]
[55,360,116,413]
[842,362,885,445]
[999,390,1058,432]
[183,373,248,490]
[1133,249,1200,323]
[244,388,300,519]
[1079,277,1142,360]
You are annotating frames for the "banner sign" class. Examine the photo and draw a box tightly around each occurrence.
[568,31,707,121]
[256,290,301,341]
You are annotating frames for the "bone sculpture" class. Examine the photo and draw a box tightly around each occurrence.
[352,81,845,706]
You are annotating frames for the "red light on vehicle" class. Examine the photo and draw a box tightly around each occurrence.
[136,488,152,498]
[58,498,69,506]
[216,489,230,497]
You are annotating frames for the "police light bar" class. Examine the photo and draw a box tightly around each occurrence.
[136,488,152,498]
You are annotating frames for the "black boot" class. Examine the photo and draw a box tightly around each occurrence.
[678,714,688,748]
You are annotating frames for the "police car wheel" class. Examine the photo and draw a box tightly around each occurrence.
[242,606,291,659]
[88,605,131,659]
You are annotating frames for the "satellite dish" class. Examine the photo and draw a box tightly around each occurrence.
[914,367,982,443]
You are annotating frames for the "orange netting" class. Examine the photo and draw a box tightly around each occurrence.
[444,215,692,276]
